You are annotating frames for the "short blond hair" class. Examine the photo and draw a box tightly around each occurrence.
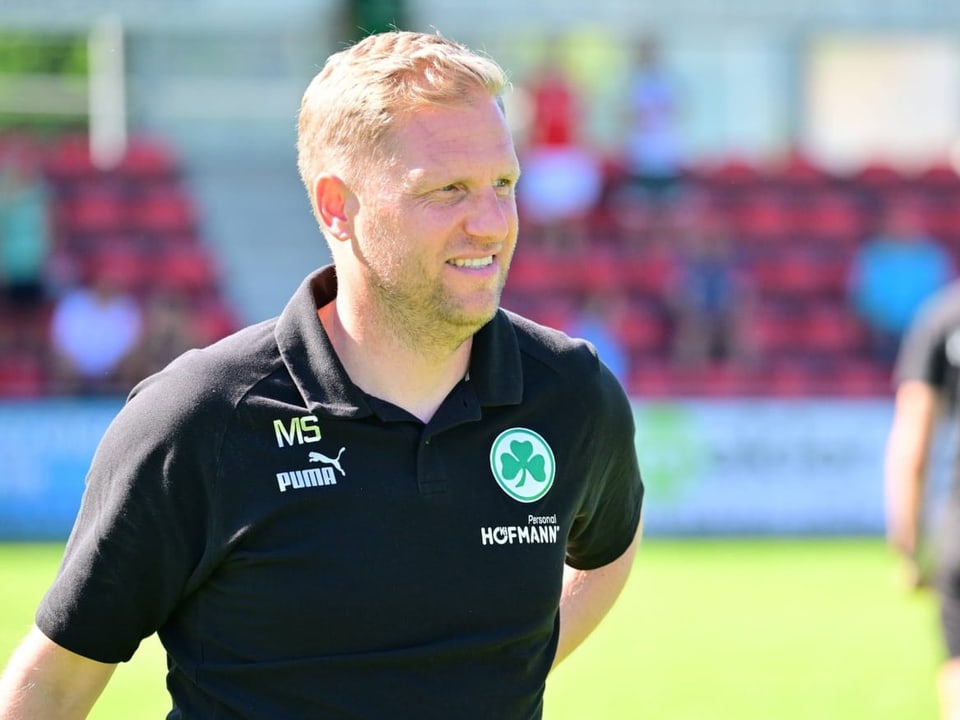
[297,31,509,198]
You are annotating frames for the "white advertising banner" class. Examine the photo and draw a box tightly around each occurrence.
[0,399,122,539]
[633,399,952,535]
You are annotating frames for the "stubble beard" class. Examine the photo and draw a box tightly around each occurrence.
[357,211,509,355]
[369,265,503,355]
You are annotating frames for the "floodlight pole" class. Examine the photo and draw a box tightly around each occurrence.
[88,14,127,170]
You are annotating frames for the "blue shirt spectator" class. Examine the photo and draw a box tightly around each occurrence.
[565,292,630,386]
[849,203,955,362]
[0,148,51,304]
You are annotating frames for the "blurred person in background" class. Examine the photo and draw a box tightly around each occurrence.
[0,30,644,720]
[515,38,603,253]
[563,287,631,386]
[849,201,955,365]
[47,259,143,395]
[0,142,51,308]
[885,279,960,720]
[620,34,683,201]
[117,291,203,388]
[665,204,754,369]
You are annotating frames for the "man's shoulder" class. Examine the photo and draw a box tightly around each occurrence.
[916,281,960,331]
[502,309,609,382]
[501,308,635,443]
[88,318,288,472]
[130,317,283,416]
[505,308,586,351]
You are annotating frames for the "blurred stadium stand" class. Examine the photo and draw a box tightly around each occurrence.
[3,0,960,399]
[502,155,956,398]
[0,131,242,396]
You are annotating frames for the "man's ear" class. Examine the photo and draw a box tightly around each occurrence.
[314,174,356,242]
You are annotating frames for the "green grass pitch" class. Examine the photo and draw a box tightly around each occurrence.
[0,539,942,718]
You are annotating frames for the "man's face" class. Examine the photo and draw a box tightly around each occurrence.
[350,93,521,344]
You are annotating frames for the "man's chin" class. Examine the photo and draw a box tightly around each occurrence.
[444,304,498,337]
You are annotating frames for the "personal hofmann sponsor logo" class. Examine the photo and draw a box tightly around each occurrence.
[489,427,556,503]
[276,447,346,492]
[481,514,560,546]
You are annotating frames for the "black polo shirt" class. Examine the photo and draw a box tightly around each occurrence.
[37,266,644,720]
[894,280,960,610]
[895,280,960,412]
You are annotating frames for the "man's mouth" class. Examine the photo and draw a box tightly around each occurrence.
[448,256,495,268]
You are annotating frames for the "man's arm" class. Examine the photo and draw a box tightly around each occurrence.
[884,380,940,588]
[552,521,642,670]
[0,625,116,720]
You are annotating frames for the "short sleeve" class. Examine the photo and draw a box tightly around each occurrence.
[893,293,953,391]
[35,371,222,663]
[565,362,644,570]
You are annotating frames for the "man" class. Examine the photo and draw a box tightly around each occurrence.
[886,279,960,719]
[0,30,643,719]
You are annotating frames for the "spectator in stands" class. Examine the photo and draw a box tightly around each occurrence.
[119,291,202,387]
[0,143,51,306]
[665,205,754,368]
[848,202,955,364]
[524,39,578,150]
[620,34,683,200]
[516,39,603,253]
[47,259,143,394]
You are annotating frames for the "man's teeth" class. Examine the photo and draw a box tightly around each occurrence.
[450,257,493,268]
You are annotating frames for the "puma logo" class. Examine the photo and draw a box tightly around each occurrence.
[308,447,346,476]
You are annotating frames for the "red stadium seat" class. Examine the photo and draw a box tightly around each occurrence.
[61,187,128,236]
[616,250,672,297]
[772,150,833,189]
[43,134,96,183]
[923,204,960,244]
[915,162,960,193]
[0,352,46,397]
[765,360,829,397]
[750,248,850,300]
[129,189,197,236]
[578,251,621,292]
[729,192,796,245]
[152,245,220,296]
[693,156,764,188]
[796,189,868,246]
[749,305,806,357]
[800,303,867,356]
[626,359,675,398]
[82,244,154,294]
[507,249,584,295]
[852,161,906,188]
[116,136,180,185]
[193,299,240,344]
[614,306,668,357]
[830,358,893,397]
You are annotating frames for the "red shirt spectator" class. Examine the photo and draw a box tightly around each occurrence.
[527,61,578,148]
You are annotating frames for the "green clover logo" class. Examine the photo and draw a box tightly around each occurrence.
[500,440,546,487]
[490,428,555,503]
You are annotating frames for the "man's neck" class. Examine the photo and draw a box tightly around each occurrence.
[317,300,472,423]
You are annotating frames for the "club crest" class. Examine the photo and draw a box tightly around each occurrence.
[489,428,556,503]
